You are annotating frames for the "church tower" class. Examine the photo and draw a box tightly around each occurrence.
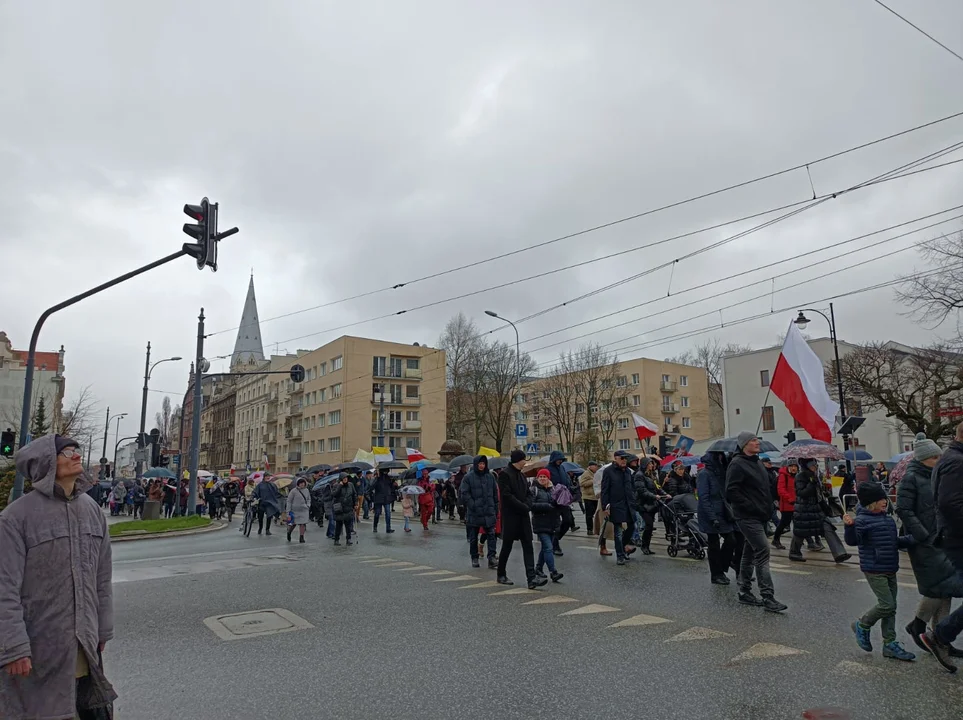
[231,274,265,369]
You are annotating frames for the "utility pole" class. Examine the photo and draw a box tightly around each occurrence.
[378,382,386,447]
[136,341,151,479]
[99,406,110,481]
[187,309,205,515]
[86,433,93,472]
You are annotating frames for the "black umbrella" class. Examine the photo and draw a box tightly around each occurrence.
[306,464,332,474]
[488,457,510,471]
[706,437,779,454]
[376,460,408,471]
[403,462,448,479]
[447,454,474,470]
[335,461,373,473]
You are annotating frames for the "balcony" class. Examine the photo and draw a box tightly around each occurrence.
[373,369,404,380]
[263,430,274,444]
[289,404,303,417]
[660,381,678,393]
[287,451,301,463]
[403,367,422,380]
[661,403,679,413]
[266,407,277,423]
[402,396,421,406]
[404,420,422,430]
[664,424,682,434]
[285,425,302,440]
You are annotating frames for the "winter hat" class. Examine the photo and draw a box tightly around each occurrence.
[857,481,887,508]
[913,432,941,462]
[510,449,526,464]
[536,468,551,480]
[296,477,307,487]
[587,460,600,468]
[736,431,757,451]
[55,435,79,454]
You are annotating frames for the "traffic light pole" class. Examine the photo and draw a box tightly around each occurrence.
[11,248,190,501]
[187,309,205,516]
[99,407,110,482]
[136,341,151,480]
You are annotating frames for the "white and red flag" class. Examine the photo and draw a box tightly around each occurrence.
[769,323,839,442]
[631,413,659,444]
[405,448,428,463]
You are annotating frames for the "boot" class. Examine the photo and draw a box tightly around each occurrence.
[771,538,785,550]
[497,576,514,586]
[287,527,293,542]
[906,618,928,652]
[600,547,612,557]
[471,558,480,569]
[299,536,305,544]
[640,545,654,556]
[550,571,564,583]
[488,558,498,570]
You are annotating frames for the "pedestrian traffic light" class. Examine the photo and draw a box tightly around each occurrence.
[182,197,217,271]
[784,430,796,447]
[1,429,14,457]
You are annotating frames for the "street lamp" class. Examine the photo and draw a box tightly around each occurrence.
[136,341,183,478]
[110,413,127,480]
[794,302,852,471]
[485,310,521,394]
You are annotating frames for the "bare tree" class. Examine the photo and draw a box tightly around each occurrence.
[438,313,486,448]
[155,396,173,444]
[479,341,536,453]
[57,385,100,441]
[835,342,963,439]
[897,229,963,328]
[541,359,581,454]
[669,339,752,411]
[555,344,627,455]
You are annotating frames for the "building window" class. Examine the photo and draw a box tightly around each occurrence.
[633,395,641,406]
[632,373,640,385]
[605,440,614,451]
[575,422,585,432]
[389,358,403,377]
[373,357,386,376]
[332,356,343,371]
[617,376,627,387]
[681,396,689,408]
[520,394,529,404]
[682,417,691,429]
[317,414,325,428]
[761,406,775,432]
[618,397,627,408]
[317,439,325,453]
[332,383,342,399]
[760,369,770,387]
[406,385,419,398]
[329,410,341,426]
[543,443,552,452]
[576,403,585,413]
[406,358,419,369]
[389,411,402,430]
[319,362,327,376]
[618,418,629,429]
[406,410,419,421]
[406,436,420,449]
[662,374,670,383]
[664,416,672,428]
[542,390,549,399]
[601,420,612,432]
[680,375,688,387]
[793,415,804,429]
[619,439,631,450]
[635,438,644,450]
[319,388,326,402]
[329,437,341,452]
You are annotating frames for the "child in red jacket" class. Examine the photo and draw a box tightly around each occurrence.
[417,470,434,530]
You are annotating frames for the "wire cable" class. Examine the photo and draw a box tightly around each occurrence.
[871,0,963,64]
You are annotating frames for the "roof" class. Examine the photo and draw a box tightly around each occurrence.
[231,276,265,368]
[11,349,60,371]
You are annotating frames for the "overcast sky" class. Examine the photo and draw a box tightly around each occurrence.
[3,0,963,442]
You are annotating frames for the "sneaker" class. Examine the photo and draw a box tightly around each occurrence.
[373,527,378,533]
[852,621,872,652]
[554,548,565,557]
[640,546,654,556]
[921,631,959,673]
[788,555,806,563]
[497,576,514,586]
[333,540,341,546]
[346,540,353,546]
[550,571,564,583]
[386,529,395,534]
[738,592,764,607]
[883,641,915,662]
[471,559,480,569]
[488,558,498,570]
[710,574,729,585]
[616,557,626,566]
[762,596,787,613]
[528,575,548,589]
[906,620,928,653]
[771,540,785,550]
[834,553,852,564]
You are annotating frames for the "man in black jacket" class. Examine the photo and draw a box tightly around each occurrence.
[924,423,963,670]
[370,469,397,534]
[496,450,547,589]
[459,455,499,569]
[601,450,636,565]
[725,431,788,613]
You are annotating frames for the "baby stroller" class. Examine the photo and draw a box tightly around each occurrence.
[659,493,707,560]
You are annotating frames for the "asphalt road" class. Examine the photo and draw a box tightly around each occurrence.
[108,513,963,720]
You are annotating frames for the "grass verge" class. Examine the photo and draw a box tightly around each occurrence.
[109,515,212,537]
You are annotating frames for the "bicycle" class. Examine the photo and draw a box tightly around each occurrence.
[242,498,259,537]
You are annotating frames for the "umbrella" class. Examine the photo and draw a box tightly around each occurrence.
[197,470,214,478]
[889,454,913,485]
[249,471,266,483]
[561,461,583,475]
[335,462,373,473]
[273,473,295,490]
[447,455,474,470]
[522,459,548,477]
[661,455,702,468]
[489,457,510,471]
[306,464,332,474]
[429,469,450,480]
[706,437,779,454]
[376,460,408,471]
[886,451,912,465]
[143,467,176,479]
[312,474,339,491]
[845,449,873,462]
[400,484,425,495]
[783,439,846,461]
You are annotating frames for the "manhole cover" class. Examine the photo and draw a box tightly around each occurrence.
[204,608,314,641]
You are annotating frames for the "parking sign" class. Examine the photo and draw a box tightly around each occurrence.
[515,423,528,437]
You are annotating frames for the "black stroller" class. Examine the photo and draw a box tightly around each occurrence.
[658,493,707,560]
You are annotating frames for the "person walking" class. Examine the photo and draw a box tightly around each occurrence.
[417,470,434,531]
[132,479,146,520]
[286,477,312,543]
[452,463,469,523]
[789,458,851,563]
[162,479,176,518]
[725,432,787,612]
[532,469,564,583]
[0,434,116,719]
[921,422,963,672]
[771,461,798,550]
[402,492,414,532]
[332,473,358,546]
[252,476,282,536]
[497,450,546,589]
[579,460,600,535]
[634,458,666,555]
[459,455,499,569]
[601,450,637,566]
[371,468,397,534]
[896,433,963,656]
[697,451,736,585]
[845,482,917,661]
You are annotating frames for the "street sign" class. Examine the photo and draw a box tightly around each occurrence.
[290,364,305,383]
[940,406,963,418]
[515,423,528,437]
[134,448,150,462]
[525,443,538,454]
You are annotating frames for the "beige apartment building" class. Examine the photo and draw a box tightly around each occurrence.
[512,357,711,456]
[232,354,298,471]
[260,336,446,472]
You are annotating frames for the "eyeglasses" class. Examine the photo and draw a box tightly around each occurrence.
[59,447,82,459]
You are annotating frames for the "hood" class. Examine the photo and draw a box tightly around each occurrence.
[472,455,489,473]
[549,450,567,464]
[777,466,795,482]
[14,433,93,499]
[699,451,727,476]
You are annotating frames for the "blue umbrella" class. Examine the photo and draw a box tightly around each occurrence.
[561,461,584,475]
[429,469,450,480]
[662,455,703,468]
[845,449,873,462]
[143,467,176,479]
[312,474,339,491]
[886,451,912,465]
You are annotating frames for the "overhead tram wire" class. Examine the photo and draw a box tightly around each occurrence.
[250,144,963,355]
[871,0,963,65]
[205,109,963,339]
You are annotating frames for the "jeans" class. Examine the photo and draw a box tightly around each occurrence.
[163,502,174,518]
[373,503,392,531]
[334,517,354,542]
[362,498,370,519]
[326,506,336,538]
[583,500,598,533]
[434,503,442,522]
[497,517,535,580]
[613,523,627,560]
[468,524,497,560]
[536,533,557,574]
[861,573,899,643]
[706,531,735,577]
[735,518,775,598]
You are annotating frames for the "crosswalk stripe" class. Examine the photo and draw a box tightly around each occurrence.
[608,614,672,628]
[577,546,597,551]
[415,570,455,576]
[354,556,382,560]
[489,588,538,596]
[371,561,415,568]
[523,595,578,605]
[728,643,808,663]
[457,580,502,590]
[665,626,733,642]
[559,604,621,616]
[359,559,392,564]
[434,574,481,583]
[395,566,434,572]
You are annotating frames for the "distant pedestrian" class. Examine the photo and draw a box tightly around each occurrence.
[497,451,546,588]
[132,480,146,520]
[460,455,499,569]
[789,458,851,563]
[532,469,564,583]
[371,468,396,534]
[0,434,116,719]
[252,477,282,536]
[402,492,414,532]
[725,432,787,613]
[845,482,916,661]
[579,461,600,535]
[697,451,735,586]
[417,470,434,531]
[332,473,357,546]
[771,461,798,550]
[600,450,637,566]
[286,477,311,543]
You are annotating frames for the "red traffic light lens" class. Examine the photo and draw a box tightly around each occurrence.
[183,203,205,220]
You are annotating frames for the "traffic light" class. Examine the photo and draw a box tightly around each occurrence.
[159,454,169,467]
[784,430,796,447]
[182,197,217,271]
[1,429,14,457]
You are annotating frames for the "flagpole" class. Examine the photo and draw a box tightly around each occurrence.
[756,320,793,436]
[755,386,774,436]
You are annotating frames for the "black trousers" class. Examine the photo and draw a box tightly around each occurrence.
[730,529,744,572]
[555,506,575,547]
[640,510,657,548]
[497,516,535,580]
[773,510,793,541]
[257,508,275,533]
[707,531,736,576]
[583,500,598,533]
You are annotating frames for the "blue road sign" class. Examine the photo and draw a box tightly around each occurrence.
[525,443,539,454]
[515,423,528,437]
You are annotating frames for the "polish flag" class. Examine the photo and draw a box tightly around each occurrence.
[632,413,659,442]
[770,323,840,443]
[405,448,428,463]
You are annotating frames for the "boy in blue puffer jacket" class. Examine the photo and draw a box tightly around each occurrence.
[844,481,916,661]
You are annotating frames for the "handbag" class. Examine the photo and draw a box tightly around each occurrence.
[332,502,343,513]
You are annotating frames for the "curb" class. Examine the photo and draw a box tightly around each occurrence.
[110,520,227,543]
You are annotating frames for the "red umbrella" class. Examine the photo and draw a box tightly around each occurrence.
[783,439,846,461]
[888,454,913,485]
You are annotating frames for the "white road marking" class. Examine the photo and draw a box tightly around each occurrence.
[664,626,734,642]
[522,595,579,605]
[728,643,808,663]
[559,603,621,616]
[609,614,672,628]
[457,580,502,590]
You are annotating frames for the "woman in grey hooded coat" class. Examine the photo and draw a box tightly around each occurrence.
[0,434,115,719]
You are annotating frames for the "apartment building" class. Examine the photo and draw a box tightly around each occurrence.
[267,336,446,471]
[232,354,298,471]
[512,357,711,456]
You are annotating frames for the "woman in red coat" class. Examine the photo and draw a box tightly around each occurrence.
[771,461,798,549]
[417,470,434,531]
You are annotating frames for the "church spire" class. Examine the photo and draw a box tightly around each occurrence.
[231,275,265,368]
